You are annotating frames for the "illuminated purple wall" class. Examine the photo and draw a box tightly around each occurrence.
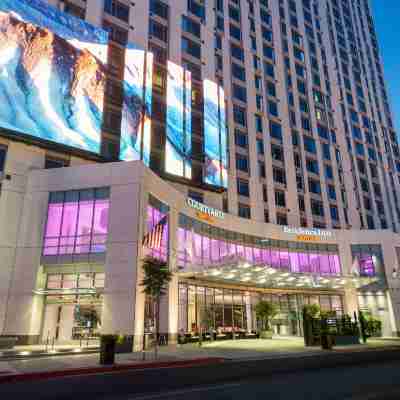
[177,227,342,276]
[358,255,375,276]
[351,245,383,277]
[145,205,169,261]
[43,193,109,256]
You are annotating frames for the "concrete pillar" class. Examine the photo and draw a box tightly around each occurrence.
[386,291,399,337]
[167,276,179,345]
[102,182,142,351]
[133,191,148,351]
[381,239,400,336]
[0,143,45,344]
[130,0,150,50]
[166,209,180,345]
[343,289,358,318]
[386,287,400,337]
[85,0,104,27]
[245,293,252,332]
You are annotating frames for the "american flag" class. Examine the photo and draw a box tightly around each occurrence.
[142,215,167,250]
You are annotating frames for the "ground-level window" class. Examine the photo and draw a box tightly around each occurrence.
[178,282,343,336]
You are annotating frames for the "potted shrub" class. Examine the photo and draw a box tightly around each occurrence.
[365,316,382,338]
[255,300,278,339]
[302,304,321,346]
[320,317,334,350]
[303,304,321,319]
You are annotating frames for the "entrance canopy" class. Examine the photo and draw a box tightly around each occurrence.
[178,257,380,291]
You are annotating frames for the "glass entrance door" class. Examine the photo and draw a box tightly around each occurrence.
[42,295,102,344]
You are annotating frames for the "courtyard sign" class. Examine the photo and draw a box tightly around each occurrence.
[186,198,225,219]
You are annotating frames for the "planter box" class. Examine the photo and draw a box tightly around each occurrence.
[321,334,334,350]
[334,335,360,346]
[115,335,134,353]
[99,336,116,365]
[245,333,259,339]
[0,337,17,349]
[260,330,273,339]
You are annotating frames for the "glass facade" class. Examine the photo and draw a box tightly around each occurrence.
[46,272,105,290]
[43,188,110,256]
[144,195,169,261]
[178,282,343,335]
[177,214,342,276]
[43,272,104,341]
[351,245,384,277]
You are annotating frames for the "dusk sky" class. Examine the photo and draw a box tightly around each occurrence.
[373,1,400,132]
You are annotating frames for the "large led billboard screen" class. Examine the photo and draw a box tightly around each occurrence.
[120,44,153,165]
[203,80,228,188]
[165,61,192,179]
[0,0,108,153]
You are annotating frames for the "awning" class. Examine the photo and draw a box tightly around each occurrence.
[33,288,101,296]
[178,259,381,291]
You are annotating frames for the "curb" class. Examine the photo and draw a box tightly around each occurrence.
[0,357,225,384]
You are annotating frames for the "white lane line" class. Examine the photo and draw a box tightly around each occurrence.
[126,382,245,400]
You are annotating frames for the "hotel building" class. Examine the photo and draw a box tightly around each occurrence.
[1,0,400,348]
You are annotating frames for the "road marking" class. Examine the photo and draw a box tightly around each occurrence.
[127,382,245,400]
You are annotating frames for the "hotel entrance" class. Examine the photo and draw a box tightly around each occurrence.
[178,282,344,338]
[40,272,104,345]
[173,213,381,342]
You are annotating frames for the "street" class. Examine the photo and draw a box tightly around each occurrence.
[2,359,400,400]
[125,360,400,400]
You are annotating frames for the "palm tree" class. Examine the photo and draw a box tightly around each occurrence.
[140,256,172,355]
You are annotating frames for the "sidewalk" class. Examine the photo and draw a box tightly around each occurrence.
[1,337,400,382]
[0,343,99,361]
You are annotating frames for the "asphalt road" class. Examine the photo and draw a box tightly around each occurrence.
[2,360,400,400]
[124,360,400,400]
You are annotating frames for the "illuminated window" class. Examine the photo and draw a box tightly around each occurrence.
[351,245,384,277]
[43,188,110,256]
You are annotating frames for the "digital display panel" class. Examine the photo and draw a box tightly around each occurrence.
[0,0,108,153]
[203,80,228,188]
[120,44,153,165]
[165,61,192,179]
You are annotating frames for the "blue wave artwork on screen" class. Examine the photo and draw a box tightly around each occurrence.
[204,80,228,188]
[165,61,192,179]
[0,0,108,153]
[219,87,228,188]
[120,44,153,165]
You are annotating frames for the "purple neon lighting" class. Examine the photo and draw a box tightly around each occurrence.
[43,199,109,256]
[177,227,342,276]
